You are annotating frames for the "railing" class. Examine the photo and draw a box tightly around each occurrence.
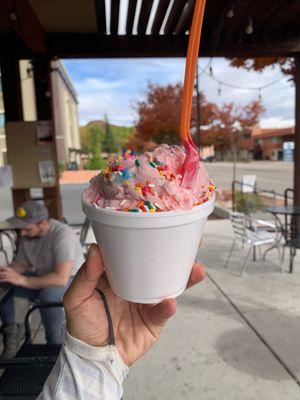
[231,180,295,212]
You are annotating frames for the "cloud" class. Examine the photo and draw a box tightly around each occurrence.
[63,58,295,127]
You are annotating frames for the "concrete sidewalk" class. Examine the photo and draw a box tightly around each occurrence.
[123,219,300,399]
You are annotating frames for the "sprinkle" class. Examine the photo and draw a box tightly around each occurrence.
[123,180,130,187]
[142,187,150,196]
[117,171,123,176]
[143,205,150,212]
[120,199,126,206]
[149,208,156,213]
[135,182,142,188]
[137,200,144,208]
[147,183,155,188]
[149,161,157,168]
[117,165,124,171]
[123,207,130,212]
[145,201,155,210]
[135,187,142,196]
[128,209,139,213]
[106,206,116,210]
[135,159,140,167]
[159,171,164,177]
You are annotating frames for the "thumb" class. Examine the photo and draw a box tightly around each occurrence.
[64,244,104,310]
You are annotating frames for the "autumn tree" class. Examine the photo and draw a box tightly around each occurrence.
[228,57,295,81]
[203,100,265,177]
[132,82,216,151]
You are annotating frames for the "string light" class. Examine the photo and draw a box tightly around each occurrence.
[226,6,234,18]
[199,64,287,99]
[218,83,222,96]
[258,89,262,100]
[245,15,254,35]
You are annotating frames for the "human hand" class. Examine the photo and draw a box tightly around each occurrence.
[0,266,25,286]
[63,244,205,366]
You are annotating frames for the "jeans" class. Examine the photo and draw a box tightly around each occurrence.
[0,279,72,344]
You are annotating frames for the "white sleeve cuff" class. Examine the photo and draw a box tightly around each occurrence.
[64,331,129,381]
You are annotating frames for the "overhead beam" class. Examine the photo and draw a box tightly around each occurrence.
[0,0,46,53]
[175,0,194,34]
[111,0,120,35]
[1,33,300,58]
[94,0,106,34]
[126,0,138,34]
[137,0,154,35]
[151,0,170,35]
[164,0,189,35]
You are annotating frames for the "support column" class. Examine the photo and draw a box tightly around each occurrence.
[0,55,30,211]
[294,57,300,207]
[33,57,63,220]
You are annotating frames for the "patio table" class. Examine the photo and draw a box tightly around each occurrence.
[267,206,300,273]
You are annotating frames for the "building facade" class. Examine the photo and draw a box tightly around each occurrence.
[252,125,294,161]
[0,60,81,168]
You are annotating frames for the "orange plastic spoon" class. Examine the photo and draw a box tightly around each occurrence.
[180,0,207,189]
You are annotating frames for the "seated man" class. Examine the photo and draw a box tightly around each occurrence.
[0,201,84,358]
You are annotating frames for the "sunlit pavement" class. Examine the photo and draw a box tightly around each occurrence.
[124,219,300,400]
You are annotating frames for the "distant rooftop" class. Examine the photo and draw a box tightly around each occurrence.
[252,125,294,139]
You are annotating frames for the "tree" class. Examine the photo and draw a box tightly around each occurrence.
[84,125,106,170]
[133,82,216,150]
[228,57,295,81]
[203,100,265,178]
[102,113,119,153]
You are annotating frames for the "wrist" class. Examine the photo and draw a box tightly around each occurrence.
[20,275,28,287]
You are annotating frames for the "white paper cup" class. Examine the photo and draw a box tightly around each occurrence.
[82,191,215,304]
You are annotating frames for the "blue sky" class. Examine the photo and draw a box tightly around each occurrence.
[63,58,295,128]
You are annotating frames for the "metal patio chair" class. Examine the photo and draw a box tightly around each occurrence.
[0,302,62,399]
[224,211,283,276]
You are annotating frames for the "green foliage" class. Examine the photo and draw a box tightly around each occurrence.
[235,191,266,215]
[102,114,119,153]
[110,125,134,151]
[84,125,106,170]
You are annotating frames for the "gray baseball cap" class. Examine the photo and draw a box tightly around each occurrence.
[6,201,49,229]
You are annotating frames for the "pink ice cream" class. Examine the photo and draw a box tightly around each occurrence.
[85,144,215,212]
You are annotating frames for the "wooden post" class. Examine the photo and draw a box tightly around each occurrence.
[33,57,63,220]
[0,55,30,211]
[294,57,300,207]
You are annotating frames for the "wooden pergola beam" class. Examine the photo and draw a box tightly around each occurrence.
[16,33,300,58]
[151,0,170,35]
[0,0,46,53]
[164,0,189,35]
[126,0,138,34]
[137,0,154,35]
[94,0,106,35]
[110,0,120,35]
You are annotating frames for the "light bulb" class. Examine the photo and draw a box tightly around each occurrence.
[218,84,222,96]
[245,17,254,35]
[227,7,234,18]
[10,12,17,21]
